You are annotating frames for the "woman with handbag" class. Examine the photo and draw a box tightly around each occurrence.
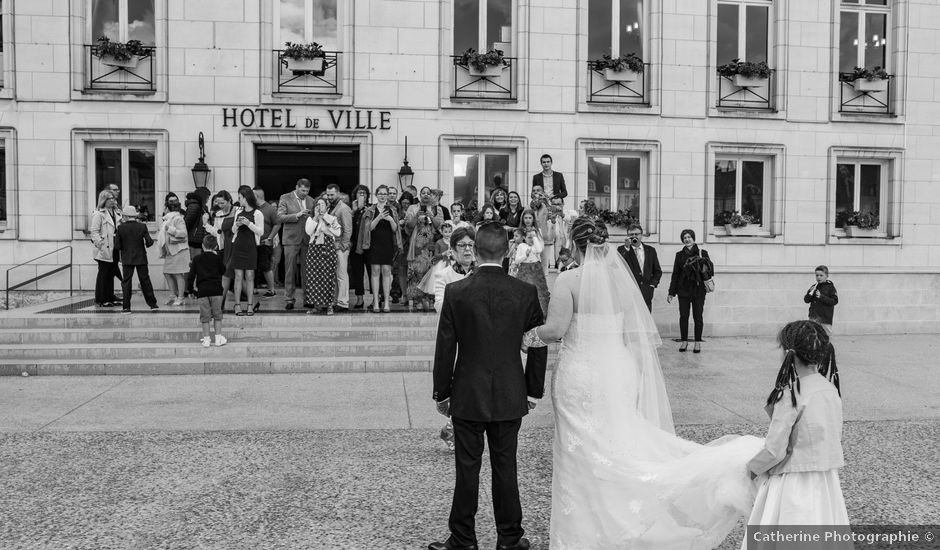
[667,228,714,353]
[159,193,191,306]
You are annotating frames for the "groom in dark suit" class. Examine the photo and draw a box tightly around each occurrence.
[430,223,548,550]
[617,223,662,312]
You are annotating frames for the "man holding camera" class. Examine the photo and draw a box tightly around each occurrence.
[548,195,578,268]
[617,224,662,312]
[276,178,315,310]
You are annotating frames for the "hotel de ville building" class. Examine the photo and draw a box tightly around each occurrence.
[0,0,938,336]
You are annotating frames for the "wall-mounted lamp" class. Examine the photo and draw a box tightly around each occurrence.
[191,132,211,188]
[397,136,414,191]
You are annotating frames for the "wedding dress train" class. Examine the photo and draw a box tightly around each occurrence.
[548,244,763,549]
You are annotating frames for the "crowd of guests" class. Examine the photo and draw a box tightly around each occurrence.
[90,152,838,355]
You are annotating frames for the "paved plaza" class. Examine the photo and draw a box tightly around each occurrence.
[1,334,938,549]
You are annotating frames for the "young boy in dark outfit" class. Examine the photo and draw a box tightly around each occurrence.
[804,265,839,333]
[192,235,227,347]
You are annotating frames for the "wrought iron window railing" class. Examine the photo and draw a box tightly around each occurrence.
[717,70,774,111]
[274,50,340,95]
[451,56,517,101]
[587,62,650,105]
[838,73,893,115]
[85,44,156,93]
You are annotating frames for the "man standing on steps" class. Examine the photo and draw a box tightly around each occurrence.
[113,205,158,313]
[276,179,314,310]
[254,187,280,299]
[325,183,352,313]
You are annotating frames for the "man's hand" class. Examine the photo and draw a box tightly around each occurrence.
[436,398,450,417]
[527,400,537,410]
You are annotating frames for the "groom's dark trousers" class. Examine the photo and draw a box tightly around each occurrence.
[433,265,547,548]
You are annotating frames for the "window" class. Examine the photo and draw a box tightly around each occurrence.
[275,0,338,50]
[717,0,770,66]
[454,0,513,54]
[835,161,885,229]
[587,155,644,220]
[452,151,512,210]
[839,0,889,73]
[588,0,644,60]
[92,145,156,222]
[91,0,155,44]
[713,157,769,227]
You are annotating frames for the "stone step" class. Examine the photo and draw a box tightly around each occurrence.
[0,326,439,344]
[0,312,442,330]
[1,341,442,360]
[0,356,561,376]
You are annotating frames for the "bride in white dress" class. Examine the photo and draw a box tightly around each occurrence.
[525,217,764,550]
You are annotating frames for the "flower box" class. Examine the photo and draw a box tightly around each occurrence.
[723,223,761,236]
[468,64,505,77]
[732,74,768,88]
[844,226,880,238]
[604,68,640,82]
[852,78,888,93]
[99,54,141,69]
[285,57,325,73]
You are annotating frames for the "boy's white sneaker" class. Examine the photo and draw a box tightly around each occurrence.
[201,336,211,348]
[214,335,227,347]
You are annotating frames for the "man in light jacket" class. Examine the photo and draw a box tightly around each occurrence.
[276,178,314,310]
[325,183,353,312]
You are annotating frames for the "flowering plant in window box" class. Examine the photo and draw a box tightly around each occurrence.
[280,42,327,73]
[717,58,772,88]
[458,48,509,77]
[717,210,761,235]
[841,66,890,93]
[843,210,880,237]
[598,208,638,229]
[593,53,644,82]
[95,37,148,69]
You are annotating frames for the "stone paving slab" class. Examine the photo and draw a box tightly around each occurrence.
[0,422,936,550]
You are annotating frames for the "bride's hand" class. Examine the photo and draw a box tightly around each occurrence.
[667,294,674,304]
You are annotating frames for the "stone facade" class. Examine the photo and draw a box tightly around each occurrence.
[0,0,938,334]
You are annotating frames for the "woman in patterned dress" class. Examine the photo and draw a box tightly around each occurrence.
[303,196,341,315]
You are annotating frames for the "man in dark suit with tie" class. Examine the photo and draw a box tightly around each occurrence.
[617,223,662,312]
[113,205,158,313]
[430,223,547,550]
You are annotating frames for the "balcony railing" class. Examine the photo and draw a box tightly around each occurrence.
[274,50,340,95]
[85,44,156,93]
[451,56,517,101]
[838,73,893,115]
[717,70,774,111]
[587,62,650,105]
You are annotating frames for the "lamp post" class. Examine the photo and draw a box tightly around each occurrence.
[397,136,414,191]
[191,132,211,188]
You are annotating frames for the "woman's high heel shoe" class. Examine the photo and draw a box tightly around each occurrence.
[383,300,391,313]
[679,341,688,352]
[693,342,701,353]
[353,298,364,309]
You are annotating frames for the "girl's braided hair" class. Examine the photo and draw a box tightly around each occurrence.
[767,320,841,407]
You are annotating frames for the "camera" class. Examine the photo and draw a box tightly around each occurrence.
[629,237,640,246]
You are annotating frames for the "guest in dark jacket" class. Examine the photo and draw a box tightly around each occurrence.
[617,223,663,312]
[183,187,211,298]
[531,154,568,200]
[804,265,838,333]
[113,205,158,313]
[667,229,712,353]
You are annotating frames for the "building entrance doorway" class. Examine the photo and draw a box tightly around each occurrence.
[255,144,360,201]
[254,144,360,293]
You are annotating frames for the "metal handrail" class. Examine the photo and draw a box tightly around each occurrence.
[5,246,73,310]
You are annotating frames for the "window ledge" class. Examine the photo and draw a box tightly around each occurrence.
[0,88,13,100]
[830,233,900,245]
[708,232,784,244]
[72,90,167,103]
[710,107,785,120]
[579,102,661,116]
[443,98,525,111]
[830,112,904,125]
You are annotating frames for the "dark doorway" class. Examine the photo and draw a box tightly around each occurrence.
[255,144,360,201]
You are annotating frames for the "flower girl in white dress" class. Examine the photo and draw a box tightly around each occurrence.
[743,319,849,548]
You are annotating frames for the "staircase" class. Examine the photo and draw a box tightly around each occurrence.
[0,300,558,376]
